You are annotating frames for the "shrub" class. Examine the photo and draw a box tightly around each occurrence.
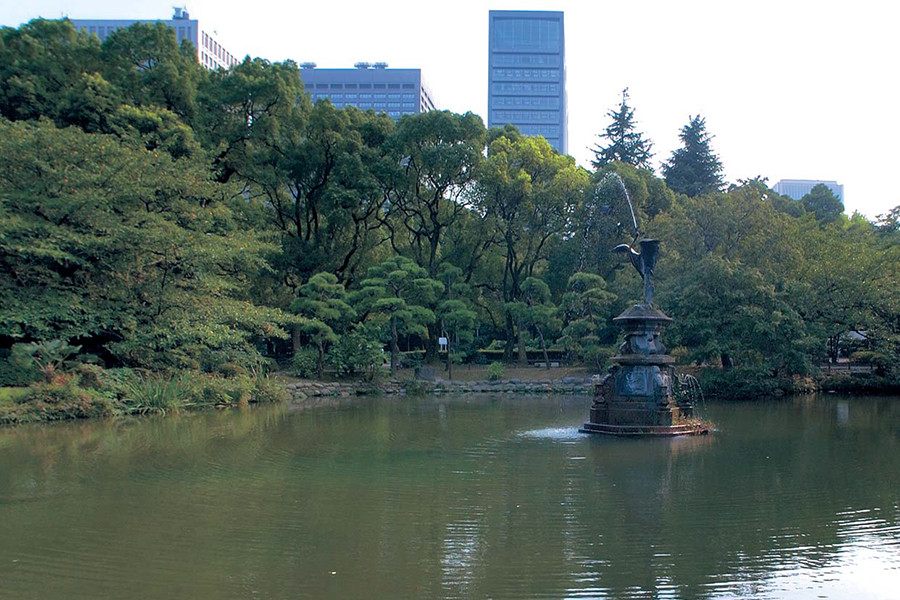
[3,379,114,423]
[327,331,384,378]
[250,373,289,404]
[487,361,506,381]
[292,348,319,379]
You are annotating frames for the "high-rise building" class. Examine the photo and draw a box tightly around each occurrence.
[487,10,567,154]
[70,8,239,70]
[299,63,437,119]
[773,179,844,202]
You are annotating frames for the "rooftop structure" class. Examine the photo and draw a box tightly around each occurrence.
[70,7,239,70]
[488,10,567,154]
[299,63,437,119]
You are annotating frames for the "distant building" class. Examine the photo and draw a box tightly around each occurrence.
[773,179,844,202]
[70,7,239,70]
[487,10,567,154]
[298,63,437,119]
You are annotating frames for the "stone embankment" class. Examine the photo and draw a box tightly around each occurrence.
[285,377,593,404]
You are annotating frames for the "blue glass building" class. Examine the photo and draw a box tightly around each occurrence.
[299,63,437,120]
[488,10,567,154]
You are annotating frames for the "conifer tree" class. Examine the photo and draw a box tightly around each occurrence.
[663,115,724,196]
[591,88,654,171]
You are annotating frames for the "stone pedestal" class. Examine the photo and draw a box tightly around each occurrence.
[580,304,708,437]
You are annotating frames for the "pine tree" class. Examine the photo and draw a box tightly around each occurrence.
[663,115,724,196]
[591,88,654,171]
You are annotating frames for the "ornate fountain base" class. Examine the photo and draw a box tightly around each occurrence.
[579,304,710,437]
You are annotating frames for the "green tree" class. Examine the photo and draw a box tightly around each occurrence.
[477,131,588,362]
[291,273,355,378]
[591,88,654,171]
[0,119,288,371]
[0,19,102,124]
[507,277,560,369]
[100,22,204,121]
[435,263,478,379]
[663,115,724,197]
[558,272,617,365]
[353,257,442,375]
[801,183,844,224]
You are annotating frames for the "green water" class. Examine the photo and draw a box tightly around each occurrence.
[1,394,898,599]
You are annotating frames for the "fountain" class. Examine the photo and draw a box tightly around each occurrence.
[580,177,709,437]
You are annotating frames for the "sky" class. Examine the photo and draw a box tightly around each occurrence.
[2,0,898,219]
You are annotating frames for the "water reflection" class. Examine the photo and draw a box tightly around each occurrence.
[0,395,898,599]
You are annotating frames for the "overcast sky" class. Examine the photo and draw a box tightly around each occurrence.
[3,0,898,219]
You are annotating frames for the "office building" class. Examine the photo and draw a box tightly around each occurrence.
[487,10,567,154]
[299,63,437,119]
[773,179,844,202]
[70,8,239,70]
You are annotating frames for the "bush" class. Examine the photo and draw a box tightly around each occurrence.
[292,348,319,379]
[487,361,506,381]
[1,378,114,424]
[327,331,384,378]
[698,366,794,400]
[0,349,36,386]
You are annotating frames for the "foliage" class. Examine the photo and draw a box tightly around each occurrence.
[292,348,320,379]
[591,88,654,171]
[487,361,506,381]
[10,339,83,381]
[662,115,724,197]
[118,372,189,414]
[801,183,844,224]
[0,119,289,372]
[0,18,898,406]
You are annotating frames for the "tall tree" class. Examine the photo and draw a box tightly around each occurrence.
[663,115,724,197]
[379,110,486,278]
[591,88,654,171]
[477,131,588,362]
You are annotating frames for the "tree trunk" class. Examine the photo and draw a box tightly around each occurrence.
[721,352,733,370]
[316,344,324,379]
[425,321,439,364]
[517,318,527,365]
[504,312,515,361]
[446,330,453,381]
[390,316,399,376]
[536,326,550,370]
[292,324,302,355]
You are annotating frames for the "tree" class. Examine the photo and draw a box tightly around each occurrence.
[506,277,560,369]
[353,256,442,376]
[0,119,290,371]
[477,131,588,362]
[591,88,654,171]
[801,183,844,224]
[558,272,617,366]
[662,115,724,197]
[291,273,355,378]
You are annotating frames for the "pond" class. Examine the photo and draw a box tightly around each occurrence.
[1,394,898,599]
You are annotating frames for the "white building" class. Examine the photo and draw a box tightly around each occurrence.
[70,7,239,70]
